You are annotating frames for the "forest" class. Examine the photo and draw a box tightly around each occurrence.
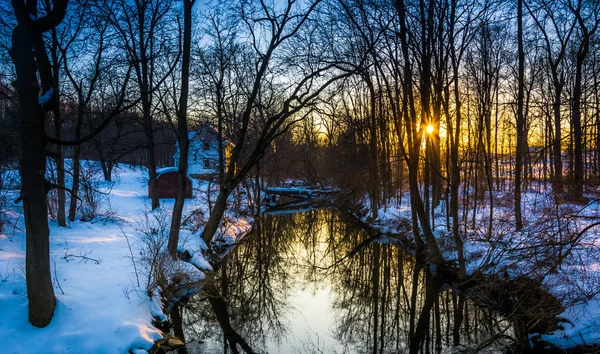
[1,0,600,353]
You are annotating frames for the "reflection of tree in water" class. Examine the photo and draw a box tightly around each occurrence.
[182,210,507,353]
[183,211,319,352]
[328,236,507,353]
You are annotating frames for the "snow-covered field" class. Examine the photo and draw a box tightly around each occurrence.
[0,164,250,354]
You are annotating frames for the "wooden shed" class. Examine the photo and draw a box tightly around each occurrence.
[149,167,193,199]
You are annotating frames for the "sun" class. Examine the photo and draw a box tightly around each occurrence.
[426,125,434,134]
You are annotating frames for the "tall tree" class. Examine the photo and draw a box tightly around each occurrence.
[196,12,241,187]
[568,0,599,199]
[46,0,66,226]
[167,0,195,258]
[515,0,525,231]
[199,0,353,245]
[59,1,109,221]
[9,0,69,327]
[525,0,576,194]
[444,0,481,343]
[111,0,178,210]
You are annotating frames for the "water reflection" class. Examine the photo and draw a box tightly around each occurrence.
[180,210,504,354]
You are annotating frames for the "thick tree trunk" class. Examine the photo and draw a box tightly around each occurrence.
[100,158,113,182]
[136,4,159,211]
[202,189,231,244]
[12,21,56,328]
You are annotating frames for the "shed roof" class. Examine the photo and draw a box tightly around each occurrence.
[156,167,193,181]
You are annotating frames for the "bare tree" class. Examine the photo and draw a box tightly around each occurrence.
[110,0,179,210]
[195,0,354,246]
[525,0,576,194]
[567,0,599,199]
[9,0,69,328]
[167,0,195,258]
[58,0,111,221]
[515,0,526,231]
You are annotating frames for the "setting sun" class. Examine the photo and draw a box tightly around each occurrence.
[426,125,434,134]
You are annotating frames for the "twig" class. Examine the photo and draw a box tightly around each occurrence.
[62,253,100,265]
[53,258,65,295]
[45,181,82,201]
[10,210,22,241]
[117,220,140,287]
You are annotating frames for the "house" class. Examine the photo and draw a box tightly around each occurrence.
[173,123,234,180]
[149,167,193,199]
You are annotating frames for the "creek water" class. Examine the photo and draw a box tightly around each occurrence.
[176,209,506,354]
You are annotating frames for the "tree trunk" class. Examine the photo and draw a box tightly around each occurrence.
[572,50,586,199]
[68,104,84,222]
[145,114,159,210]
[410,269,444,354]
[515,0,525,231]
[168,0,194,258]
[11,19,56,328]
[365,75,380,220]
[50,27,65,227]
[553,83,563,193]
[205,284,256,354]
[372,243,380,354]
[202,188,231,244]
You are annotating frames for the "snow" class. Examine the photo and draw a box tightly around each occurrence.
[362,185,600,349]
[155,167,193,181]
[0,163,249,353]
[542,295,600,348]
[156,166,179,175]
[215,218,252,245]
[182,248,213,271]
[264,186,338,196]
[3,160,598,351]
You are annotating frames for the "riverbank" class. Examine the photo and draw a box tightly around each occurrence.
[0,163,251,353]
[349,189,600,350]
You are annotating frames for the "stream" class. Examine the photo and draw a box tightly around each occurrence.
[175,209,511,354]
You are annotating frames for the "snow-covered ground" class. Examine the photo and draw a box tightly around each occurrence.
[0,164,251,353]
[363,187,600,349]
[3,162,599,352]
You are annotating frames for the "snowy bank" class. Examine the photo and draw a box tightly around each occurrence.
[0,163,252,353]
[351,189,600,350]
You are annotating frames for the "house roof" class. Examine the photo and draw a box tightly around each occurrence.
[188,122,234,147]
